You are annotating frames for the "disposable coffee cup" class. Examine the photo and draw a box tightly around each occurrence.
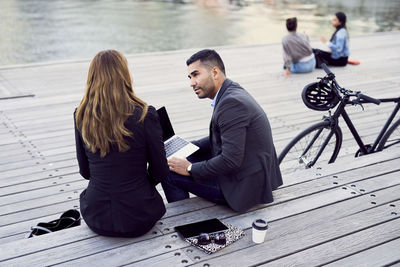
[252,219,268,244]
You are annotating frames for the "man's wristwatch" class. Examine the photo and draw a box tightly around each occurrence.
[186,164,192,175]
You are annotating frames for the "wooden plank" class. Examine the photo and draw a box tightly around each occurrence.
[0,222,164,264]
[0,147,396,222]
[0,92,394,140]
[324,238,400,267]
[0,157,371,261]
[188,200,400,267]
[125,248,194,267]
[0,184,83,215]
[282,149,400,186]
[0,197,213,243]
[0,148,398,239]
[3,155,397,215]
[0,199,80,227]
[4,157,396,243]
[163,166,400,265]
[2,108,392,152]
[1,125,394,186]
[261,222,400,266]
[146,220,400,267]
[126,183,400,266]
[10,103,395,147]
[0,113,395,172]
[0,90,396,160]
[158,169,399,235]
[0,105,393,154]
[0,153,75,173]
[2,84,394,130]
[47,184,400,266]
[0,175,83,205]
[0,166,78,188]
[0,200,217,265]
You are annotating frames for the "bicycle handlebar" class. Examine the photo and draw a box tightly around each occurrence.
[358,93,381,105]
[318,64,381,106]
[321,63,333,76]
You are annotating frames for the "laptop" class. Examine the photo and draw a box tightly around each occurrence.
[157,106,199,159]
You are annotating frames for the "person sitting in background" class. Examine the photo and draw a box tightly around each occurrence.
[282,17,316,77]
[313,12,350,68]
[74,50,168,237]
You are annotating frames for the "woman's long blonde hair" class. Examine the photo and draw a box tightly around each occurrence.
[75,50,148,157]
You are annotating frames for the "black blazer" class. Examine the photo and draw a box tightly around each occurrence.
[191,79,283,212]
[74,106,169,237]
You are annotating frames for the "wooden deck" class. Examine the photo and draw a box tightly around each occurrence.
[0,31,399,266]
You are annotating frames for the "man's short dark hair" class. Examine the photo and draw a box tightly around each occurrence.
[286,17,297,32]
[186,49,226,75]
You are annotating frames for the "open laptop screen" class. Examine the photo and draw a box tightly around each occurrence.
[157,106,175,141]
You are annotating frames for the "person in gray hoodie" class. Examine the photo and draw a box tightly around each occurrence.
[282,17,316,77]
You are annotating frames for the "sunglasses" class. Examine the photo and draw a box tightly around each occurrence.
[197,231,226,246]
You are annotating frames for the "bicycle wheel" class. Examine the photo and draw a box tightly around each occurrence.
[279,121,343,175]
[377,118,400,151]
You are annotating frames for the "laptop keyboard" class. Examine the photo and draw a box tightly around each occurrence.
[165,136,189,158]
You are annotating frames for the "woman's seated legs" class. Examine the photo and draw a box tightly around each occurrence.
[313,49,332,68]
[329,56,348,66]
[313,49,348,68]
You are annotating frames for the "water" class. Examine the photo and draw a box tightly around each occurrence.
[1,0,399,66]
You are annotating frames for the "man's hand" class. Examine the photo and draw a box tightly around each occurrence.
[284,67,290,77]
[320,36,327,44]
[168,157,191,176]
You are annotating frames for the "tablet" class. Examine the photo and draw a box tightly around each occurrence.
[174,218,228,239]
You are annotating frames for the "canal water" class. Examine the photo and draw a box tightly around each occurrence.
[1,0,399,65]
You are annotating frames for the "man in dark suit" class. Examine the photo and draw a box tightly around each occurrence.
[163,49,283,212]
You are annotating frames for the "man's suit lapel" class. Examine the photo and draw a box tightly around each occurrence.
[209,79,232,153]
[210,78,232,123]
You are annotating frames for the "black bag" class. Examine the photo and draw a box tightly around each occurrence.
[26,209,81,238]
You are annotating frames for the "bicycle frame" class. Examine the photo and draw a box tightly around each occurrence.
[370,98,400,151]
[325,96,400,156]
[300,124,336,167]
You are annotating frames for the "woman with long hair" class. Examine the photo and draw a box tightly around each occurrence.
[313,12,350,68]
[74,50,168,237]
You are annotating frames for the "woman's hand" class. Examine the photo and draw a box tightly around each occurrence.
[320,36,327,44]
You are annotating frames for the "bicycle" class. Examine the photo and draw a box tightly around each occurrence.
[278,63,400,174]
